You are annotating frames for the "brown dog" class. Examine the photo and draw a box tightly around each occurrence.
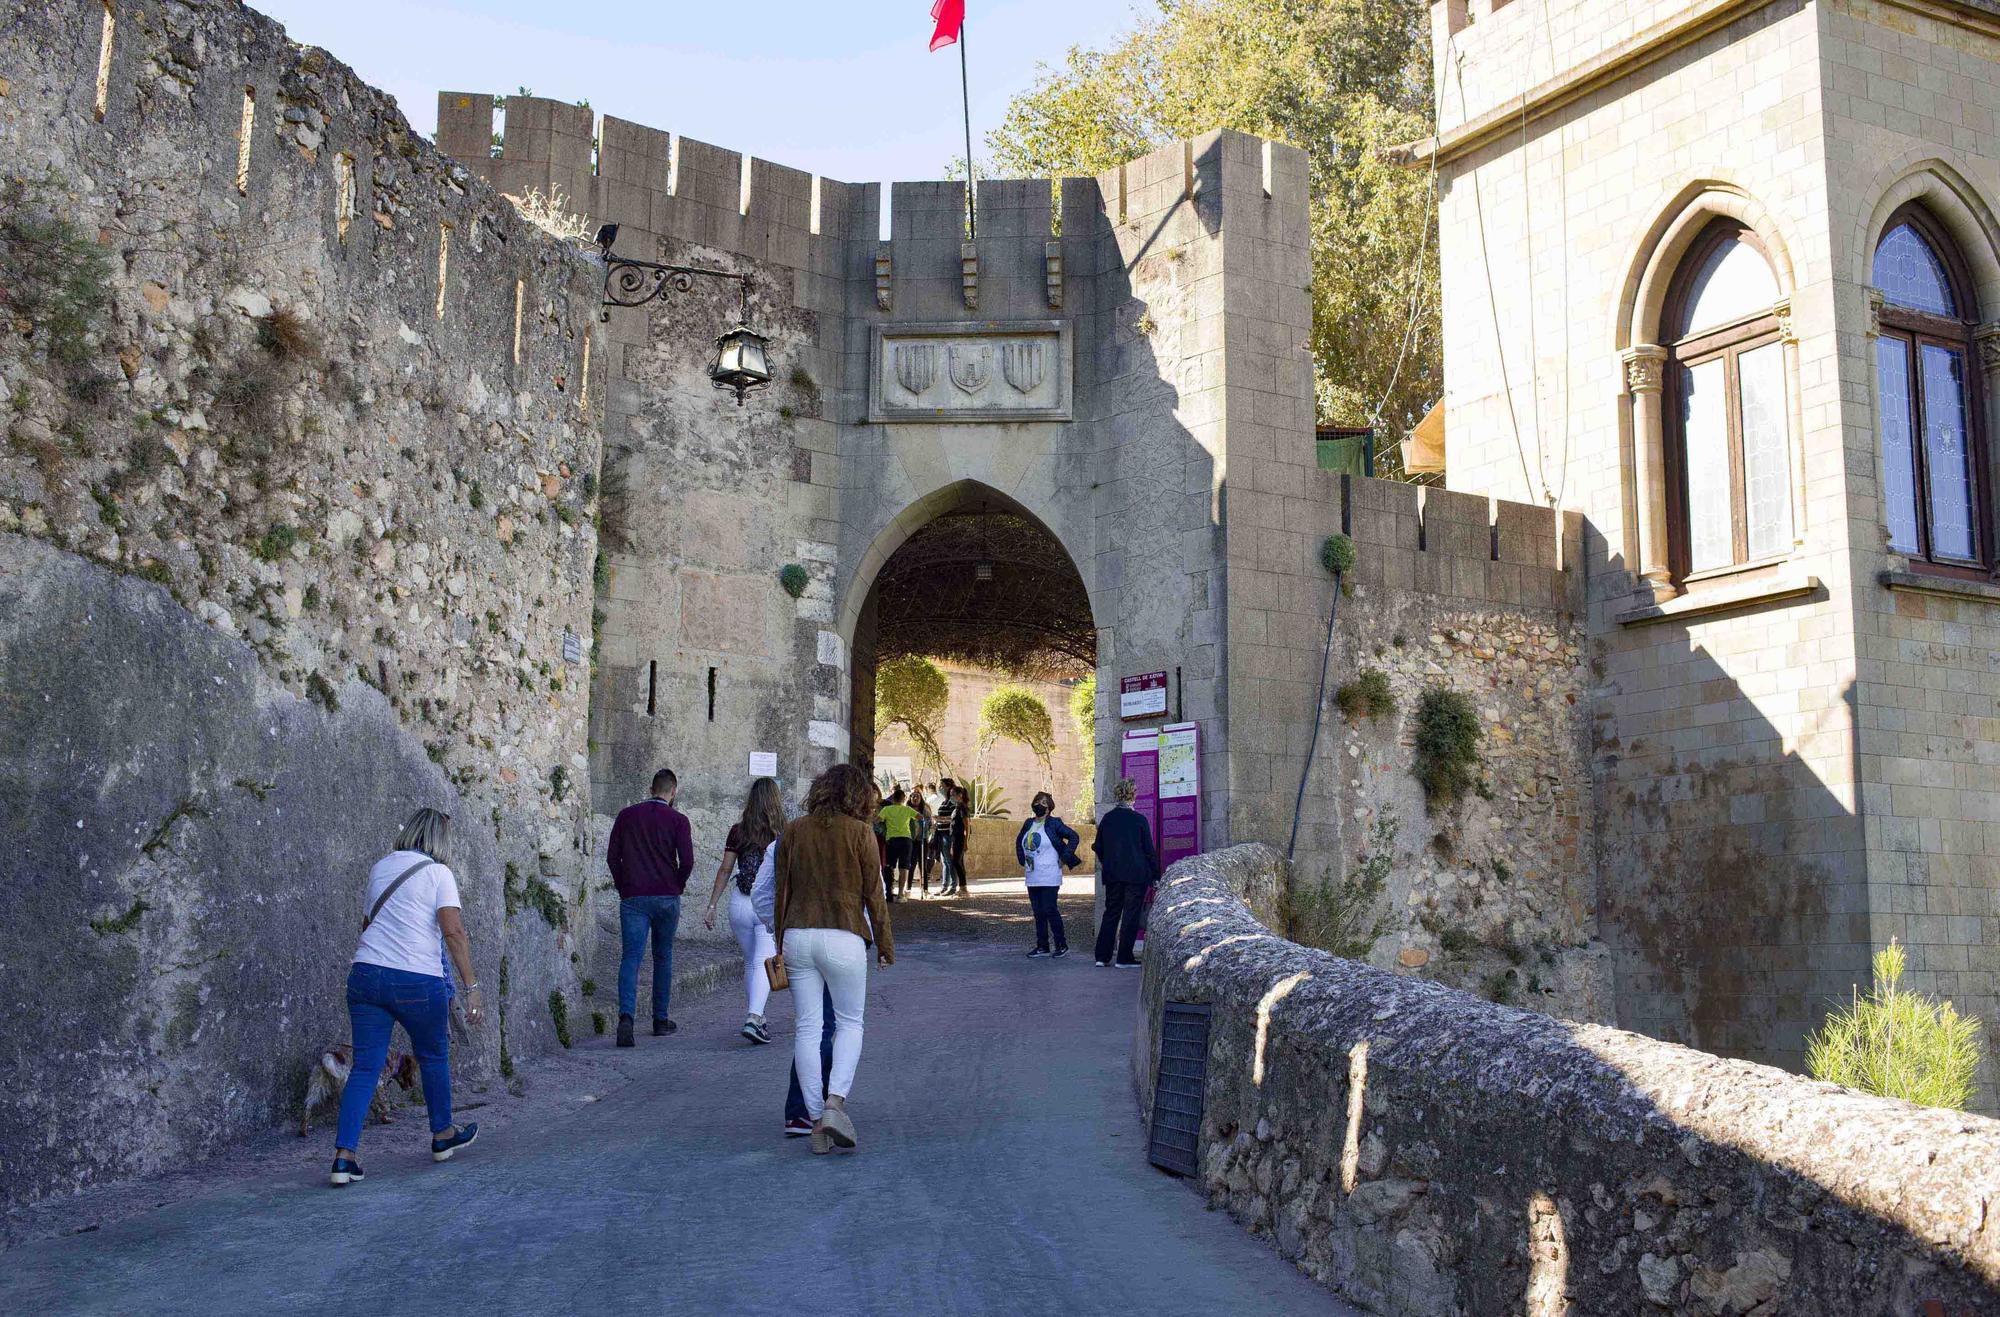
[299,1044,420,1137]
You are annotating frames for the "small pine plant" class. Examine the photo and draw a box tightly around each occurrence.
[1806,939,1983,1110]
[778,563,810,598]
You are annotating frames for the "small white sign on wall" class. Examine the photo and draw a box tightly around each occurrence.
[748,751,778,777]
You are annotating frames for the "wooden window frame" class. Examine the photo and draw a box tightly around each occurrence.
[1661,220,1787,583]
[1874,203,1991,578]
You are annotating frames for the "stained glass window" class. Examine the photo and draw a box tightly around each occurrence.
[1921,344,1975,560]
[1874,340,1920,554]
[1874,224,1957,317]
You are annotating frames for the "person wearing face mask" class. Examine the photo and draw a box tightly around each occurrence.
[1014,790,1082,959]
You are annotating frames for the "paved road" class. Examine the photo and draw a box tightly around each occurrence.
[4,933,1353,1315]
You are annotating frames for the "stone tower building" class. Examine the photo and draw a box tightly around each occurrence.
[1421,0,2000,1101]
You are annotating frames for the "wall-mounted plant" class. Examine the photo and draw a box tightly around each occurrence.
[1281,813,1395,959]
[1333,668,1393,720]
[1411,686,1481,808]
[548,991,573,1048]
[0,175,113,373]
[778,563,810,598]
[1321,532,1356,595]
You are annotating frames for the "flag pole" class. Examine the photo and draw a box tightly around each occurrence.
[959,19,975,240]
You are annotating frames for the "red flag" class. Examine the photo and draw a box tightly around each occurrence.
[930,0,964,51]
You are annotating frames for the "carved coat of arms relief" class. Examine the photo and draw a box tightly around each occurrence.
[894,343,937,396]
[947,344,992,395]
[1001,341,1045,395]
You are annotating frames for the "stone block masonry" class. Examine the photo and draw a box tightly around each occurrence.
[0,0,603,1206]
[1139,844,2000,1315]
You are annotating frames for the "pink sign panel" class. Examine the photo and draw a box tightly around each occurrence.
[1156,722,1201,870]
[1119,729,1160,838]
[1119,670,1169,720]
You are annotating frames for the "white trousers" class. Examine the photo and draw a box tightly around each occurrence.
[785,926,868,1119]
[728,888,776,1018]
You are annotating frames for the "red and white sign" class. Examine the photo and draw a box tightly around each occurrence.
[1119,671,1169,720]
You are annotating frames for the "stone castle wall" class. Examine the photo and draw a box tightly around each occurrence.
[0,0,603,1205]
[1139,844,2000,1315]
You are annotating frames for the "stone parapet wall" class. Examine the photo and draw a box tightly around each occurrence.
[1137,843,2000,1315]
[0,0,602,1206]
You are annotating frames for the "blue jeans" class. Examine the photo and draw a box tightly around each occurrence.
[337,962,453,1151]
[1028,885,1066,951]
[785,986,837,1124]
[618,895,681,1021]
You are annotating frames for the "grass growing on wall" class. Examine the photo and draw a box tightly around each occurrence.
[1411,686,1481,808]
[1806,939,1984,1110]
[1283,814,1395,959]
[1333,668,1394,720]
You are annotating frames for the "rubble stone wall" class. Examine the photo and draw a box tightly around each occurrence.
[1137,844,2000,1316]
[0,0,603,1206]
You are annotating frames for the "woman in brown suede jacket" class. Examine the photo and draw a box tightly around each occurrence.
[774,763,894,1154]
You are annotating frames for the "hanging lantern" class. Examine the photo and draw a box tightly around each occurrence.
[709,323,772,407]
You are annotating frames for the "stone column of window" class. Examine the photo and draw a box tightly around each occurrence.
[1775,295,1806,550]
[1622,344,1671,593]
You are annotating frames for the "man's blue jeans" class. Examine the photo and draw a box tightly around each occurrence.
[337,962,453,1151]
[785,985,836,1124]
[618,894,681,1021]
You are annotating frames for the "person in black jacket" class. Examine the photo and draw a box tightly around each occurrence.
[1091,778,1160,967]
[1015,791,1082,958]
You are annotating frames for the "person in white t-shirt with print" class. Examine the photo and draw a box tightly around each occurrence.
[1014,791,1082,959]
[329,808,484,1187]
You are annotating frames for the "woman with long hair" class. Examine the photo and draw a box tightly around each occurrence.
[774,763,894,1154]
[703,775,786,1044]
[933,777,963,895]
[330,807,482,1187]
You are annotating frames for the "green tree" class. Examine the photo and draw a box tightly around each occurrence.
[1806,939,1984,1110]
[876,656,951,777]
[978,685,1057,783]
[1069,673,1098,816]
[986,0,1438,460]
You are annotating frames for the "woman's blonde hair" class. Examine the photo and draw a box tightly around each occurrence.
[736,776,786,854]
[395,807,452,859]
[1113,778,1138,804]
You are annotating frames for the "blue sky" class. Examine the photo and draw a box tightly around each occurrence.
[253,0,1146,185]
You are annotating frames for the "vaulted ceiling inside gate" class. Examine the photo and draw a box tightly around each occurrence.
[869,499,1095,681]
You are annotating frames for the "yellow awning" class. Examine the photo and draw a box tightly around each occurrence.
[1400,400,1445,475]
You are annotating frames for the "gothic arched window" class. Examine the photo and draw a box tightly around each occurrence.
[1663,220,1791,577]
[1873,206,1986,567]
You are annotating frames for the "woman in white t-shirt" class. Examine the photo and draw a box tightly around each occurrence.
[330,808,485,1187]
[1014,791,1081,958]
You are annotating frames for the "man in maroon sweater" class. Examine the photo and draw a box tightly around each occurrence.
[607,768,696,1047]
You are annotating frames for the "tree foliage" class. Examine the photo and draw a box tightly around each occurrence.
[986,0,1438,455]
[876,656,951,776]
[1070,674,1098,816]
[978,685,1057,779]
[1806,939,1984,1110]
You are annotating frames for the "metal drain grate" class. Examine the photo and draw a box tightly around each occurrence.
[1147,1001,1212,1177]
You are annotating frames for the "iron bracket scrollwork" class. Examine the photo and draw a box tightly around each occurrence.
[598,256,752,324]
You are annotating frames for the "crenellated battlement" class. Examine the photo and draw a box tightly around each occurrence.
[435,93,1307,302]
[1337,474,1582,612]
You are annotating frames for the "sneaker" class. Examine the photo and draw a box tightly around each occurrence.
[328,1157,364,1187]
[1053,947,1070,959]
[742,1017,771,1045]
[616,1014,635,1047]
[1026,947,1050,959]
[1095,960,1109,968]
[653,1018,677,1036]
[431,1122,479,1163]
[1114,960,1142,969]
[785,1117,814,1138]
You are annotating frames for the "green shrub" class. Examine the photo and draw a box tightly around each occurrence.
[1320,533,1357,576]
[1283,815,1394,959]
[548,991,573,1048]
[1806,939,1984,1110]
[1411,686,1481,808]
[1333,668,1394,721]
[778,563,810,598]
[253,523,300,562]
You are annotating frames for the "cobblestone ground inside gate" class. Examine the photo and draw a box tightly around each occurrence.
[0,896,1354,1316]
